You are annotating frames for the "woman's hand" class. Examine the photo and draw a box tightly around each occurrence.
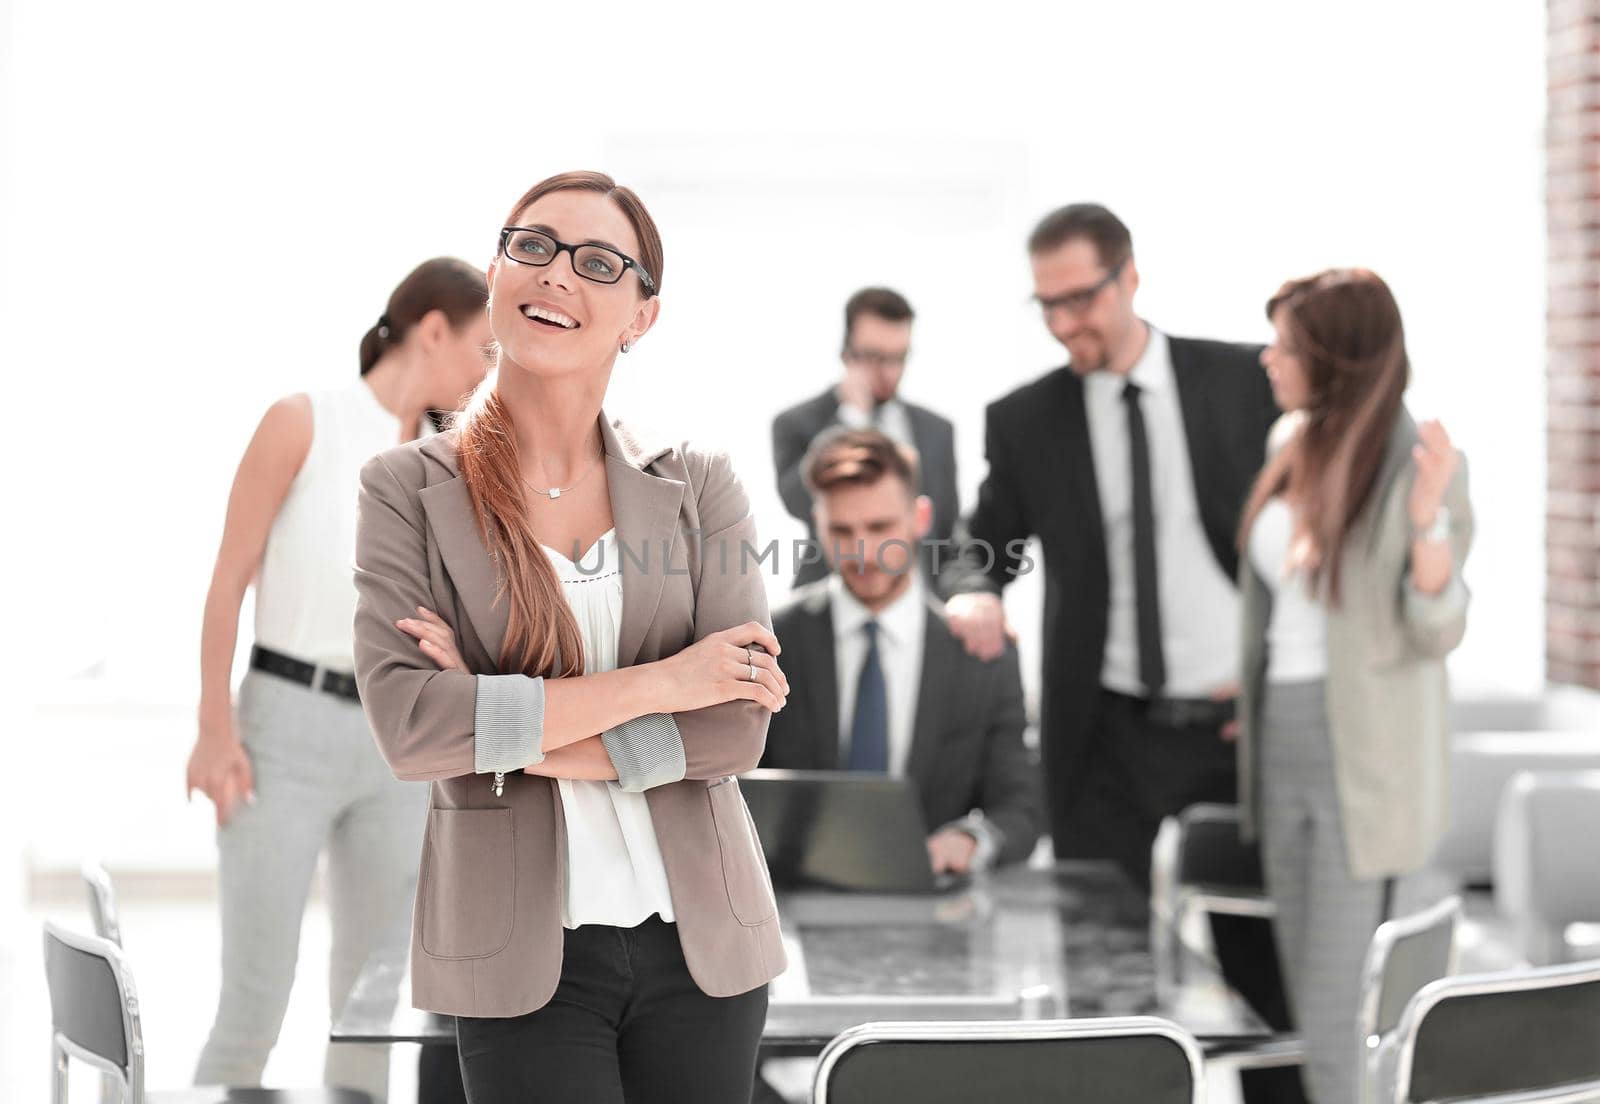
[655,621,789,714]
[397,606,468,673]
[186,718,255,827]
[1409,419,1460,530]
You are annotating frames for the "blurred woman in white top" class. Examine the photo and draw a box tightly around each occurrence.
[185,258,490,1098]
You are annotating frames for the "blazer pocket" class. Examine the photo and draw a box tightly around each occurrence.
[706,778,778,926]
[419,808,515,960]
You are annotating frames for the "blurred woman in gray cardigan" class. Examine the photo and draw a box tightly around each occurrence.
[1236,268,1473,1104]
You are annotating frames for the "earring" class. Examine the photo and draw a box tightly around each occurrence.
[620,340,633,354]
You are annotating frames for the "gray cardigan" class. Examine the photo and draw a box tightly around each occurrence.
[1237,409,1474,880]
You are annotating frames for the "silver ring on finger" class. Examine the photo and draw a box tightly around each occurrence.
[745,645,754,667]
[748,662,759,682]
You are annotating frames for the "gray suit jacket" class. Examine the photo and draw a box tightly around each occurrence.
[1238,409,1474,880]
[760,580,1043,866]
[352,414,786,1017]
[773,388,959,588]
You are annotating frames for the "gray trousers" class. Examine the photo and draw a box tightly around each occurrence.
[1260,679,1390,1104]
[194,670,427,1099]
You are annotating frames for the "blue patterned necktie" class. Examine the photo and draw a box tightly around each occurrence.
[848,620,889,773]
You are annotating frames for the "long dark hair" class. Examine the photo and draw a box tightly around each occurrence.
[359,257,489,376]
[1238,268,1409,604]
[456,171,665,678]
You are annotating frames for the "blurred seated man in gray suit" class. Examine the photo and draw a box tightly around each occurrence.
[772,287,959,588]
[761,428,1041,873]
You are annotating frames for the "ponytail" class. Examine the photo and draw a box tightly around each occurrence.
[358,259,488,377]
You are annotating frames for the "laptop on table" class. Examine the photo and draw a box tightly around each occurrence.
[738,768,969,895]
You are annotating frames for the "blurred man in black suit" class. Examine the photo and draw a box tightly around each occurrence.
[938,204,1299,1103]
[940,203,1278,884]
[773,288,959,588]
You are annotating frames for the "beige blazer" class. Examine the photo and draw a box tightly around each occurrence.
[1238,409,1474,881]
[351,413,786,1018]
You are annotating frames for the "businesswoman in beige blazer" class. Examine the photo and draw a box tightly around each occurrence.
[352,171,789,1103]
[1236,268,1472,1104]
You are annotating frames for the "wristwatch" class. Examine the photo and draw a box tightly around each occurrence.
[1413,505,1451,544]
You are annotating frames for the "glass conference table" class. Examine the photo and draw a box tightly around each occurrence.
[333,861,1275,1057]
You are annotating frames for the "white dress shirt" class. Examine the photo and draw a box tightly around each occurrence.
[1082,325,1242,698]
[828,572,1000,866]
[830,572,926,777]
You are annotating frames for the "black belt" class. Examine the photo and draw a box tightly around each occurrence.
[250,644,361,703]
[1101,687,1235,729]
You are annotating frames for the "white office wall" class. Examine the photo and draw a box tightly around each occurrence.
[2,3,1546,875]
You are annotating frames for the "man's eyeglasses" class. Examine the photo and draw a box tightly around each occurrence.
[499,227,657,296]
[1033,259,1126,318]
[843,347,909,370]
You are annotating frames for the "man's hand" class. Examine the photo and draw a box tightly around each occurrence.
[945,592,1011,661]
[1211,680,1240,742]
[837,364,876,420]
[927,827,980,875]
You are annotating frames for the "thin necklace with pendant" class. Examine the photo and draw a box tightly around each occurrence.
[523,454,602,500]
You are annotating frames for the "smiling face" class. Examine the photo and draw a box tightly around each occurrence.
[1031,237,1141,375]
[487,188,659,380]
[814,473,933,610]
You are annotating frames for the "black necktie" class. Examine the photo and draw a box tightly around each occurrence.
[1122,381,1166,698]
[848,621,888,772]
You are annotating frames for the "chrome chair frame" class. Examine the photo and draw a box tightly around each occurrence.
[81,860,124,948]
[1389,957,1600,1104]
[812,1016,1207,1104]
[1151,806,1278,984]
[1355,894,1461,1104]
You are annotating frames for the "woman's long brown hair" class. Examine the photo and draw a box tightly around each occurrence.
[1237,268,1409,605]
[453,171,665,677]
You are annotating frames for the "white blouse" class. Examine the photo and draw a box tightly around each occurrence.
[542,529,676,929]
[1247,497,1329,683]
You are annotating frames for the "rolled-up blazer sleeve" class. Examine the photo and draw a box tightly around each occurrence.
[1400,455,1474,660]
[353,451,544,782]
[674,449,773,780]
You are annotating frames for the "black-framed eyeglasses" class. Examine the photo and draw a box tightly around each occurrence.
[843,347,910,370]
[499,227,657,296]
[1033,258,1126,318]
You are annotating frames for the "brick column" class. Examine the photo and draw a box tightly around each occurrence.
[1547,0,1600,690]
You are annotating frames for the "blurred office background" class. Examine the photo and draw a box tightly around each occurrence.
[2,0,1592,1097]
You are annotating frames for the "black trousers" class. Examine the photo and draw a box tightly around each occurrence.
[454,915,768,1104]
[1071,692,1305,1104]
[1073,689,1239,889]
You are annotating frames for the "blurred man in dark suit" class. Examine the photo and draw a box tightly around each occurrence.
[773,288,959,588]
[763,428,1041,873]
[940,203,1278,885]
[938,204,1299,1104]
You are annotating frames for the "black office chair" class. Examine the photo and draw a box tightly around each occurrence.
[1389,957,1600,1103]
[1355,895,1460,1104]
[43,921,373,1104]
[1151,805,1276,990]
[1152,805,1303,1102]
[811,1017,1205,1104]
